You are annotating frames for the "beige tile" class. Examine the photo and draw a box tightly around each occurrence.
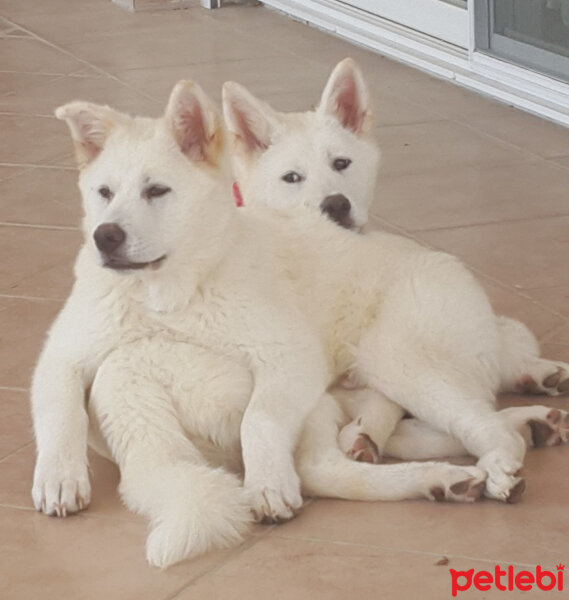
[0,505,238,600]
[380,74,518,121]
[0,168,81,227]
[0,114,72,165]
[116,55,331,105]
[174,535,560,600]
[468,111,569,159]
[373,160,569,230]
[0,389,32,459]
[60,20,286,76]
[377,120,533,178]
[0,225,80,298]
[476,277,566,341]
[526,287,569,320]
[10,3,212,45]
[0,165,29,181]
[0,72,160,116]
[416,216,569,291]
[0,297,62,388]
[0,37,85,74]
[0,71,60,97]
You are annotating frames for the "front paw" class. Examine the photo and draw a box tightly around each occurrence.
[245,471,303,523]
[32,455,91,517]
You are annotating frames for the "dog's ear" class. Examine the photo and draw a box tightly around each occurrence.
[165,80,224,165]
[55,102,120,168]
[318,58,373,135]
[222,81,279,155]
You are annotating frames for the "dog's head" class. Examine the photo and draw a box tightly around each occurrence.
[57,81,230,274]
[222,58,380,230]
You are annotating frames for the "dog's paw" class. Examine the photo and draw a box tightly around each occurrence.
[477,452,525,503]
[516,361,569,396]
[32,455,90,517]
[529,408,569,447]
[427,466,486,503]
[245,471,303,523]
[338,418,381,464]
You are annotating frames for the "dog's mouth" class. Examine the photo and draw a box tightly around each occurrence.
[103,255,167,271]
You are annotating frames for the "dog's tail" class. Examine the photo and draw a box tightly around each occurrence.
[120,461,252,568]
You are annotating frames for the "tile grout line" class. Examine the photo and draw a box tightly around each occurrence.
[0,293,63,302]
[0,221,79,231]
[0,16,164,106]
[0,440,33,464]
[165,526,279,600]
[271,533,548,570]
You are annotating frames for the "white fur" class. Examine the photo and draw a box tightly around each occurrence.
[31,66,569,569]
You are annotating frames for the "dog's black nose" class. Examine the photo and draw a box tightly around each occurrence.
[320,194,352,227]
[93,223,126,255]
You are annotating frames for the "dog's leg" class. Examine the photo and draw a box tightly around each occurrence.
[335,387,405,463]
[384,405,569,460]
[31,352,91,517]
[240,326,329,523]
[497,316,569,396]
[297,395,486,502]
[90,347,252,569]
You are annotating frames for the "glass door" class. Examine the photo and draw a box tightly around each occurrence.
[339,0,468,47]
[475,0,569,82]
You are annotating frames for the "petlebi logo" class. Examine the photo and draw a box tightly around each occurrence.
[450,563,564,596]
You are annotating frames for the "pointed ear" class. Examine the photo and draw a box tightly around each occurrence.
[55,101,120,168]
[165,80,224,166]
[222,81,280,156]
[318,58,373,135]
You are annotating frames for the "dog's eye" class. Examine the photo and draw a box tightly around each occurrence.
[281,171,304,184]
[98,186,114,201]
[332,158,352,172]
[144,185,171,200]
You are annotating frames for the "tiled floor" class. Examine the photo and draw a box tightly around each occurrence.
[1,0,569,598]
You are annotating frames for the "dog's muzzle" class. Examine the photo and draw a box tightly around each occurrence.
[320,194,354,229]
[93,222,166,271]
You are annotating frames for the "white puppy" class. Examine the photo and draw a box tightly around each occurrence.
[223,58,569,463]
[31,78,568,571]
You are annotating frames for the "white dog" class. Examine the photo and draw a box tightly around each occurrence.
[31,75,568,570]
[222,58,569,464]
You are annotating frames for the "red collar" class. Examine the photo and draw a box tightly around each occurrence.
[232,182,244,207]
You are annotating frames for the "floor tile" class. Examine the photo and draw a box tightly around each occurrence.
[467,111,569,159]
[377,120,534,178]
[0,225,80,298]
[0,505,236,600]
[415,216,569,291]
[526,286,569,320]
[60,19,286,75]
[0,168,81,227]
[173,534,560,600]
[0,114,73,165]
[380,74,518,121]
[0,389,31,459]
[0,297,62,388]
[0,72,159,116]
[373,160,569,230]
[0,37,85,74]
[476,277,566,341]
[116,55,331,105]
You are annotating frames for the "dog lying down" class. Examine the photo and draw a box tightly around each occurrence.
[222,58,569,465]
[30,68,569,569]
